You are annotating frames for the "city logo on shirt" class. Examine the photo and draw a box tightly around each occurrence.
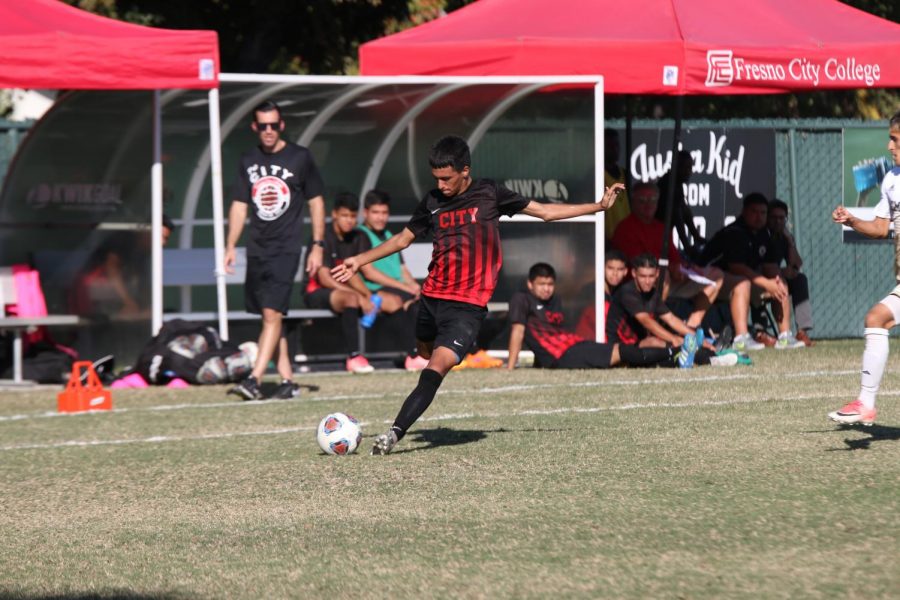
[251,175,291,221]
[438,207,478,228]
[545,310,564,325]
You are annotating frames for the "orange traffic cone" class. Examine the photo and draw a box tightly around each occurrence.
[57,361,113,413]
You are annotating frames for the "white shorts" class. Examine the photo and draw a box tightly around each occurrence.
[878,284,900,322]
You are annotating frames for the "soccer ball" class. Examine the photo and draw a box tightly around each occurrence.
[316,412,362,455]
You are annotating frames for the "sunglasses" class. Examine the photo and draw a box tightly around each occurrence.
[255,121,280,131]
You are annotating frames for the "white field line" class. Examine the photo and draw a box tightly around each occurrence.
[0,368,859,425]
[0,385,888,453]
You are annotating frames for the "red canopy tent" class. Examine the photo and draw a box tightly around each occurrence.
[360,0,900,94]
[361,0,900,342]
[0,0,218,89]
[1,0,221,336]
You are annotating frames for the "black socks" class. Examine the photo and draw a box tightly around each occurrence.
[618,344,674,368]
[392,368,444,441]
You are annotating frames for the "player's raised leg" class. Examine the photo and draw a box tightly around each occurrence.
[829,293,897,425]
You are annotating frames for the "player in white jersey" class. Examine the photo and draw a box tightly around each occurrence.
[829,110,900,425]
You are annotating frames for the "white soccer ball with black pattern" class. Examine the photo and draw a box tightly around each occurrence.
[316,412,362,455]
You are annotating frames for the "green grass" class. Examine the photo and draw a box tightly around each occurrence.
[1,340,899,599]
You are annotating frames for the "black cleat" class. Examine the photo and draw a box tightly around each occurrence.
[270,380,301,400]
[229,375,263,401]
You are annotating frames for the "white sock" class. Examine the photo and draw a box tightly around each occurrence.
[859,327,889,409]
[778,330,790,338]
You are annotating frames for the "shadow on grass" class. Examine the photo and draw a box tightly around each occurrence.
[820,423,900,451]
[388,425,567,454]
[0,591,197,600]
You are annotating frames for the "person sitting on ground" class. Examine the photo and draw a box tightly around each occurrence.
[613,253,738,367]
[766,198,814,346]
[303,192,382,373]
[574,249,639,346]
[508,262,682,370]
[612,181,724,330]
[357,189,428,371]
[700,193,805,351]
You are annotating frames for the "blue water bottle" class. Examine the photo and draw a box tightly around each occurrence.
[360,293,382,328]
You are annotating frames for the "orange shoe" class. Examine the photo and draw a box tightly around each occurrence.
[463,349,503,369]
[828,399,876,426]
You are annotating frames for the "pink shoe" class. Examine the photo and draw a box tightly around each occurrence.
[111,373,148,389]
[828,399,876,426]
[346,355,374,374]
[404,354,429,371]
[166,378,190,389]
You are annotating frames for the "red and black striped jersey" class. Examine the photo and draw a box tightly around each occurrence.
[406,179,529,306]
[508,290,583,365]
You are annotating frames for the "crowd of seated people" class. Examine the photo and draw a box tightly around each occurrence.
[595,182,813,361]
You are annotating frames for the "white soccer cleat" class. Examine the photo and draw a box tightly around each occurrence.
[371,429,399,455]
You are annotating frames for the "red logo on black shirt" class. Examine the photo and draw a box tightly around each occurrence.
[438,207,479,228]
[546,311,564,325]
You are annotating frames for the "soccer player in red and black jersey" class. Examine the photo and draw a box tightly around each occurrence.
[332,135,624,454]
[507,262,675,371]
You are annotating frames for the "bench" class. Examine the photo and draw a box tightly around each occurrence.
[162,243,436,322]
[163,245,508,363]
[0,266,83,384]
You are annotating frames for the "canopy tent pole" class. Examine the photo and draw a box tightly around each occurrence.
[624,98,633,198]
[208,87,230,340]
[151,90,164,335]
[594,80,606,343]
[659,95,685,285]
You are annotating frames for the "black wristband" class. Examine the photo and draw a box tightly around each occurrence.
[312,240,325,248]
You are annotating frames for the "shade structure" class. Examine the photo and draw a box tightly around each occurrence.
[1,0,221,338]
[0,0,218,90]
[360,0,900,94]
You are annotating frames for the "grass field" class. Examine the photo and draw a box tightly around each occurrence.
[1,340,899,599]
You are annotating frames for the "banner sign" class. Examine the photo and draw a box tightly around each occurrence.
[625,128,776,239]
[842,127,892,243]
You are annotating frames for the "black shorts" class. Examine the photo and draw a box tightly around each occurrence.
[416,295,487,361]
[303,287,334,311]
[377,285,416,304]
[555,341,614,369]
[245,253,301,315]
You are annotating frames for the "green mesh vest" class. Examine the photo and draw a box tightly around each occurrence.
[358,225,403,291]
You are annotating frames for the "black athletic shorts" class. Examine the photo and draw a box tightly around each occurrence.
[245,253,301,315]
[416,294,487,361]
[377,285,416,303]
[303,287,334,311]
[555,341,614,369]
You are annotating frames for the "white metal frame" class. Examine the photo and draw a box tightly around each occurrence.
[155,74,606,342]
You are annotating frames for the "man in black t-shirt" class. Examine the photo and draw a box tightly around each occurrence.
[332,135,624,454]
[615,253,698,349]
[701,193,804,351]
[225,100,326,400]
[767,199,814,346]
[508,262,674,370]
[303,192,381,373]
[614,254,733,368]
[573,249,638,345]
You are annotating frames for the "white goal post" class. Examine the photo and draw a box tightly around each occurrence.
[155,74,607,343]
